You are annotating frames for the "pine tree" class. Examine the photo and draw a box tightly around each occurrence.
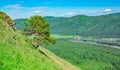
[24,15,56,48]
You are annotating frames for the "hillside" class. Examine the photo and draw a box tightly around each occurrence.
[14,19,28,30]
[44,13,120,38]
[15,13,120,38]
[0,12,63,70]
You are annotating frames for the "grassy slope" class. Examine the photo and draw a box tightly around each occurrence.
[0,19,63,70]
[44,41,120,70]
[38,47,80,70]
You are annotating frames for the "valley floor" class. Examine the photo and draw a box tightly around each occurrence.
[44,41,120,70]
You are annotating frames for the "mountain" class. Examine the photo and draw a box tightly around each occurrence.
[15,13,120,38]
[14,19,28,30]
[0,12,63,70]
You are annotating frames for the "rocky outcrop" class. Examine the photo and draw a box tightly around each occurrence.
[0,12,15,31]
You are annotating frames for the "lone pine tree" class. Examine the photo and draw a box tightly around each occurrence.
[24,15,56,48]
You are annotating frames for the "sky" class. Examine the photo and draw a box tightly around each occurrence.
[0,0,120,19]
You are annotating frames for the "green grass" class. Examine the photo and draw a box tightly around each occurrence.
[44,41,120,70]
[0,19,63,70]
[0,41,63,70]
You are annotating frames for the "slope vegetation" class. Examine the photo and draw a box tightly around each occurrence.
[0,12,63,70]
[38,47,80,70]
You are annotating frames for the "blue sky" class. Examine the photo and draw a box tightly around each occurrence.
[0,0,120,19]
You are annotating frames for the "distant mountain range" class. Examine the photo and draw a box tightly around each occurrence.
[14,13,120,38]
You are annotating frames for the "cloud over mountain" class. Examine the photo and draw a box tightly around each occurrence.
[104,9,112,13]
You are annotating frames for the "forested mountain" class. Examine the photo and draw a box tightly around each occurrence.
[15,13,120,38]
[14,19,28,30]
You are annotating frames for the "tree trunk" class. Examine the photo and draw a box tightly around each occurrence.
[11,25,15,31]
[36,42,39,49]
[35,32,40,49]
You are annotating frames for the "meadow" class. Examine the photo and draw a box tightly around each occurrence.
[44,41,120,70]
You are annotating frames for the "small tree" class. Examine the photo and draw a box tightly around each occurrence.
[24,15,56,48]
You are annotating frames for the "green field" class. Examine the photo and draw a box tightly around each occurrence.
[44,41,120,70]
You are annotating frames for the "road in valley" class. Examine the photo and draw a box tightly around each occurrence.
[72,41,120,49]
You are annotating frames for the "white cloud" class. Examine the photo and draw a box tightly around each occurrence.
[34,10,44,13]
[3,4,21,9]
[43,13,48,15]
[1,6,119,19]
[1,5,48,19]
[65,12,75,16]
[104,9,112,12]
